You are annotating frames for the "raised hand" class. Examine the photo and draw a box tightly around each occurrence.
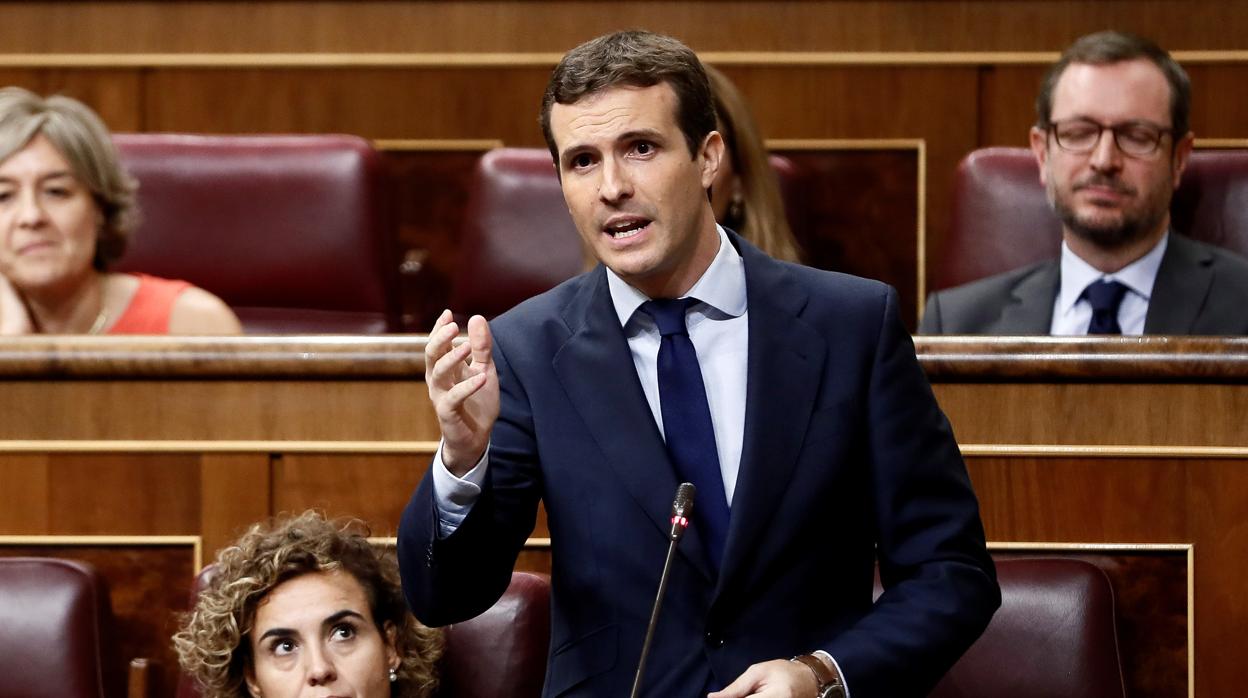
[425,309,499,475]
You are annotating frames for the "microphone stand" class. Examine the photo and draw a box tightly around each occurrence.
[629,483,695,698]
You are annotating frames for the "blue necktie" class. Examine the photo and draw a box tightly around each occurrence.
[641,298,730,569]
[1084,279,1129,335]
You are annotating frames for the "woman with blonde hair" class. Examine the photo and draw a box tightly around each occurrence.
[0,86,239,334]
[174,511,442,698]
[706,66,802,263]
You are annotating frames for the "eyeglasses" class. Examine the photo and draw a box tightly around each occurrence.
[1047,118,1173,157]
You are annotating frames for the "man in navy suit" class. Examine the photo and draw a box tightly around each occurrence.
[400,30,998,697]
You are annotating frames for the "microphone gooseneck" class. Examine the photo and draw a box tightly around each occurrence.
[630,482,696,698]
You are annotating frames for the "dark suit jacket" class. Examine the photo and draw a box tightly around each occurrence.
[920,234,1248,334]
[400,233,999,697]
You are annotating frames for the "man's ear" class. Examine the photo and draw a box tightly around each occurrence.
[699,130,726,190]
[1029,126,1051,187]
[1171,131,1195,189]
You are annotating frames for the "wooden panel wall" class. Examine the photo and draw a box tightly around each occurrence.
[3,2,1248,329]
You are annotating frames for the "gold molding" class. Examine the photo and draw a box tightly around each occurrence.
[3,50,1248,70]
[1195,138,1248,149]
[374,138,503,152]
[0,535,204,573]
[962,444,1248,458]
[0,440,440,454]
[987,541,1193,698]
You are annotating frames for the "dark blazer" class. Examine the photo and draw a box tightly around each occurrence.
[920,234,1248,334]
[400,233,999,697]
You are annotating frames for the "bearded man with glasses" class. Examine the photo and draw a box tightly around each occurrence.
[921,31,1248,335]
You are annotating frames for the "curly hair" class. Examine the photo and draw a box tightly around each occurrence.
[173,511,442,698]
[0,86,139,270]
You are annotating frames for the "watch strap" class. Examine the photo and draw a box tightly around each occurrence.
[791,653,845,698]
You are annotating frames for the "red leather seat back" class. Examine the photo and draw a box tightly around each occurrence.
[448,148,585,319]
[439,571,552,698]
[0,557,118,698]
[926,558,1125,698]
[937,146,1248,291]
[113,134,399,333]
[177,565,550,698]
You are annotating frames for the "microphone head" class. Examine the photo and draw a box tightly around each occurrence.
[672,482,696,520]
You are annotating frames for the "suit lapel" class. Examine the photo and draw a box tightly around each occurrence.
[715,240,826,595]
[995,262,1059,333]
[1145,235,1214,333]
[551,269,715,582]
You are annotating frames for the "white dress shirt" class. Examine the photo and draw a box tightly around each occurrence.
[432,225,747,529]
[1050,232,1169,335]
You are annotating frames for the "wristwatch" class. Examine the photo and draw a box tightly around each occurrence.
[791,653,846,698]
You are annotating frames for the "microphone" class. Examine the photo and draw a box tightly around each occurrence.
[630,482,696,698]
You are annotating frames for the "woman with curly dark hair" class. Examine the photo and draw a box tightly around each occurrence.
[174,511,442,698]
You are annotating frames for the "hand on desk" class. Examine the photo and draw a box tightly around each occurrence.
[426,309,498,476]
[709,658,820,698]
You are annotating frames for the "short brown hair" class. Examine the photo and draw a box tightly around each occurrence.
[1036,31,1191,137]
[0,87,138,269]
[173,511,442,698]
[539,30,717,164]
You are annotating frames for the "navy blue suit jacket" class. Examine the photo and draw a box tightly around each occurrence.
[400,233,999,697]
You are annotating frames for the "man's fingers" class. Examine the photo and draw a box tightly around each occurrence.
[427,340,473,392]
[466,314,493,368]
[438,371,490,414]
[425,315,460,365]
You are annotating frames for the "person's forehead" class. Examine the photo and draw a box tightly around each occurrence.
[550,83,680,147]
[253,569,372,630]
[1051,59,1173,124]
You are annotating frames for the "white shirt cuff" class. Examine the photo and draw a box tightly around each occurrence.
[431,441,489,536]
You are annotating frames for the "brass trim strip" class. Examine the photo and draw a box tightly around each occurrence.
[1195,138,1248,149]
[374,138,503,152]
[0,535,204,574]
[0,440,441,454]
[2,50,1247,69]
[988,541,1194,697]
[961,444,1248,458]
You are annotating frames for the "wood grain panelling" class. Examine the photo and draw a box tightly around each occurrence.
[47,454,201,533]
[969,458,1188,541]
[271,453,426,537]
[0,380,435,441]
[0,68,143,131]
[1,2,1248,53]
[1186,459,1248,695]
[142,68,553,142]
[0,542,197,697]
[935,383,1248,446]
[0,455,50,533]
[199,453,270,560]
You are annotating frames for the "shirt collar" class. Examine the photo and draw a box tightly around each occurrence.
[1056,231,1169,314]
[607,225,748,329]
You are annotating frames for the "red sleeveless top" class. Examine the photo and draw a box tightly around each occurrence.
[105,273,192,334]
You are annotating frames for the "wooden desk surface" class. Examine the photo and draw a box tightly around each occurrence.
[1,335,1244,696]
